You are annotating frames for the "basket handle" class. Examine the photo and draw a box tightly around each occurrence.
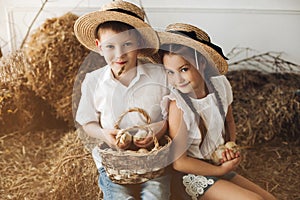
[114,108,160,149]
[116,125,160,150]
[114,107,151,129]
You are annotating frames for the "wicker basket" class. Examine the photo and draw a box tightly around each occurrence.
[98,107,171,184]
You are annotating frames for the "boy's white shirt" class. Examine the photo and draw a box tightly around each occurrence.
[161,75,233,160]
[76,62,169,168]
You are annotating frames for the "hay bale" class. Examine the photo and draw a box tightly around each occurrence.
[23,12,106,127]
[46,130,102,199]
[0,51,64,134]
[0,129,61,199]
[227,70,300,145]
[0,129,101,199]
[0,50,30,83]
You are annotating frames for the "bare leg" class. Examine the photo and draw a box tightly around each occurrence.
[201,179,263,200]
[229,174,277,200]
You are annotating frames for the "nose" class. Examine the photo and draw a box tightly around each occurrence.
[169,72,185,86]
[115,46,125,58]
[174,72,185,84]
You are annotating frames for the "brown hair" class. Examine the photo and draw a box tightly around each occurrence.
[95,21,140,40]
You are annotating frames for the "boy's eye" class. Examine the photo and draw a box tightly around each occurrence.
[124,42,133,47]
[105,44,114,49]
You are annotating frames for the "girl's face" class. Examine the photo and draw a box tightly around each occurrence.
[163,53,204,95]
[96,29,139,77]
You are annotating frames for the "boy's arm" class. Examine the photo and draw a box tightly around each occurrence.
[83,122,120,149]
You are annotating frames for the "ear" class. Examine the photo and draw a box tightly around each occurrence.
[95,39,104,56]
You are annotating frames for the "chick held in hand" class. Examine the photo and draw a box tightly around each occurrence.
[211,141,240,165]
[133,129,148,143]
[116,130,132,148]
[225,141,239,153]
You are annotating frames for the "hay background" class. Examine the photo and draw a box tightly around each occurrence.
[1,70,299,200]
[1,12,299,200]
[23,12,105,127]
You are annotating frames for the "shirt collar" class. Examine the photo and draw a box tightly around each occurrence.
[102,65,115,81]
[136,61,151,79]
[102,61,151,82]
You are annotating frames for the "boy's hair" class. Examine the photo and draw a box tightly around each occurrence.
[95,21,139,40]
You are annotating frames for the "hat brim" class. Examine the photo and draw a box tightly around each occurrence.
[74,11,159,57]
[158,31,228,74]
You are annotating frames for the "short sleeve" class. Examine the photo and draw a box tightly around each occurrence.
[75,72,99,125]
[210,75,233,108]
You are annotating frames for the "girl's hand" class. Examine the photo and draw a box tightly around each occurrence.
[221,148,240,163]
[219,156,241,174]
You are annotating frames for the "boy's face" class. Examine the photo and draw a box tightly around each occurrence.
[96,29,139,77]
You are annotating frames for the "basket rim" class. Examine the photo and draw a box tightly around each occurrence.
[98,135,172,156]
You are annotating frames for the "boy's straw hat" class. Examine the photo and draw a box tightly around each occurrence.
[74,0,159,57]
[158,23,228,74]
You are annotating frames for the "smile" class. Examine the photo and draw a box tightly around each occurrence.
[115,61,126,65]
[177,82,190,88]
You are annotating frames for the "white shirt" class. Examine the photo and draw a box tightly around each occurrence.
[76,62,169,168]
[161,75,233,160]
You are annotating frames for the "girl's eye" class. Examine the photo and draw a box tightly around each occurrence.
[180,65,189,72]
[181,67,188,72]
[166,70,174,75]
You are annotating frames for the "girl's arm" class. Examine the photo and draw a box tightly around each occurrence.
[225,105,236,142]
[222,105,241,162]
[169,100,240,176]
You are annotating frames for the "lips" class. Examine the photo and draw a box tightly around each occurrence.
[115,61,126,65]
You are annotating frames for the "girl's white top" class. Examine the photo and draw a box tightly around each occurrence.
[76,63,168,169]
[161,75,233,160]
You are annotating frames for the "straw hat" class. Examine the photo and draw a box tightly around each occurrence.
[158,23,228,74]
[74,0,159,57]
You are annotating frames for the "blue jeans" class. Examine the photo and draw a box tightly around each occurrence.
[98,167,171,200]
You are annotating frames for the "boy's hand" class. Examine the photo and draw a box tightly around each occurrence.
[116,130,132,150]
[133,135,153,148]
[101,129,119,149]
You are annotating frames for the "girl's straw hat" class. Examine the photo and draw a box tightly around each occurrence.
[158,23,228,74]
[74,0,159,57]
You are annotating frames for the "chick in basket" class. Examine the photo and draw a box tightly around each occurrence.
[116,128,150,152]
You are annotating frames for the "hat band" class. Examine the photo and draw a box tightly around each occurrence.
[168,30,228,60]
[107,8,143,20]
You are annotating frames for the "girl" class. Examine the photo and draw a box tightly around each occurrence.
[159,23,276,200]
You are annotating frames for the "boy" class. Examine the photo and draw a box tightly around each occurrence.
[74,1,170,199]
